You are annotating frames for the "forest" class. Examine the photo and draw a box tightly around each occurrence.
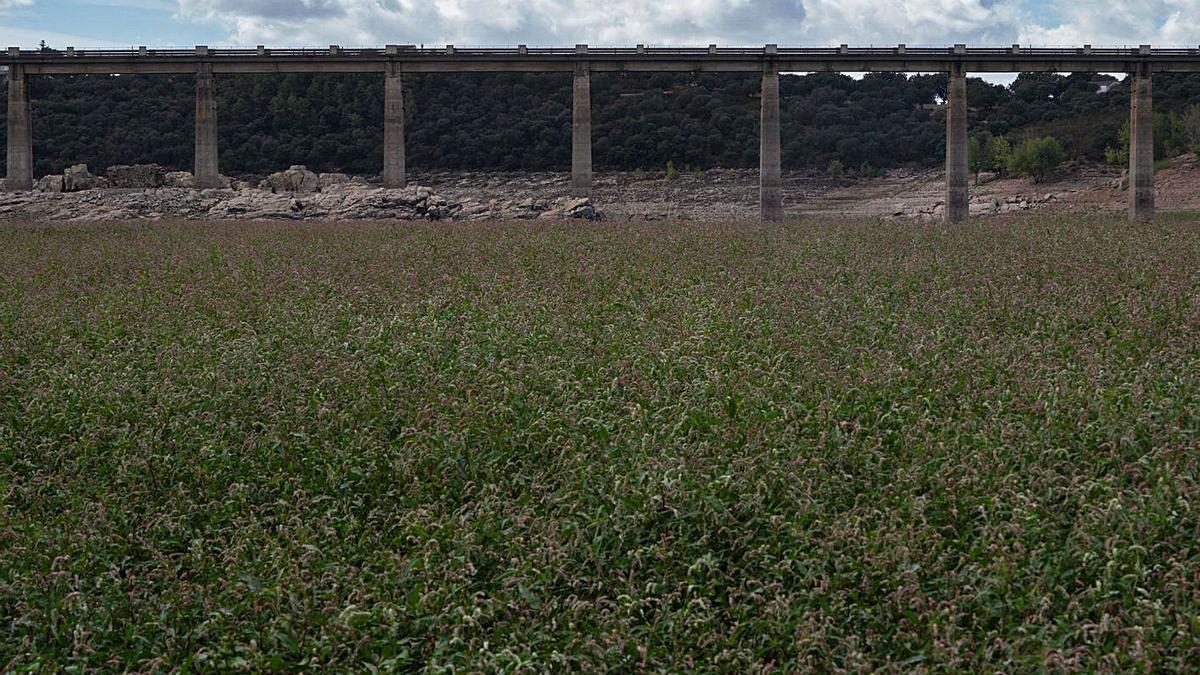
[2,67,1199,178]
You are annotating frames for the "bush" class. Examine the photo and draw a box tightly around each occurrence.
[987,136,1012,177]
[1104,123,1130,166]
[1009,136,1066,183]
[968,134,993,185]
[666,160,679,180]
[826,159,845,177]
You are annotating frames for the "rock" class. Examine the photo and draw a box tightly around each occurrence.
[35,175,64,193]
[164,171,195,189]
[63,164,109,192]
[562,197,601,220]
[319,173,351,190]
[261,165,320,194]
[106,164,165,188]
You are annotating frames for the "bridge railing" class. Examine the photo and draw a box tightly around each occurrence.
[5,45,1200,59]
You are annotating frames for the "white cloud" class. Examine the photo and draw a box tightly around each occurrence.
[1020,0,1200,46]
[0,0,33,9]
[177,0,1040,47]
[0,26,127,49]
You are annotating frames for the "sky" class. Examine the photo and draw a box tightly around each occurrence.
[1,0,1199,51]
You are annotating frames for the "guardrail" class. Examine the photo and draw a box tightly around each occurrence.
[4,45,1200,60]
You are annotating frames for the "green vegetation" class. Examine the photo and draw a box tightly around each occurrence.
[1104,106,1200,167]
[967,135,989,184]
[3,217,1200,670]
[3,68,1200,177]
[1105,122,1132,167]
[1008,136,1067,183]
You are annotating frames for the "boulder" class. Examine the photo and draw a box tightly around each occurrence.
[163,171,195,188]
[260,165,320,194]
[562,197,601,220]
[35,175,64,193]
[106,164,165,188]
[63,164,110,192]
[318,173,351,190]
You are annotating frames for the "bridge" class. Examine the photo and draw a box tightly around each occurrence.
[6,44,1200,222]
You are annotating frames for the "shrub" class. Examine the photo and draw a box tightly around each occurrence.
[987,136,1012,177]
[826,159,845,177]
[666,160,679,180]
[1009,136,1066,184]
[968,134,993,185]
[1104,123,1130,166]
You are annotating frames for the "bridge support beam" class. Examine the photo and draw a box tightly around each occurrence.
[1129,63,1154,221]
[571,62,592,197]
[760,61,783,222]
[384,63,406,188]
[945,63,969,224]
[194,63,220,189]
[5,65,33,192]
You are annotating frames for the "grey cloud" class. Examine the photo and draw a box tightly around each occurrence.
[172,0,1200,49]
[180,0,344,21]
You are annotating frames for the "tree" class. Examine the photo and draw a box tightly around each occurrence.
[987,136,1012,177]
[1009,136,1066,183]
[1183,105,1200,155]
[968,133,994,185]
[1104,123,1130,166]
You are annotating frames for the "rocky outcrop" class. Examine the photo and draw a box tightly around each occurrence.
[35,175,64,193]
[260,165,320,194]
[107,164,166,189]
[318,173,351,190]
[163,171,195,189]
[0,182,606,223]
[63,164,110,192]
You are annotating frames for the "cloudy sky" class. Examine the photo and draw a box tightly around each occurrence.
[1,0,1198,50]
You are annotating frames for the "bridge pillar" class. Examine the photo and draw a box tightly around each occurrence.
[5,65,33,192]
[945,63,969,224]
[384,62,406,188]
[1129,63,1154,221]
[760,60,783,222]
[194,63,220,189]
[571,61,592,197]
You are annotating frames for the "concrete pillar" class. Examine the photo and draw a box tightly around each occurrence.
[571,62,592,197]
[194,63,220,188]
[383,63,406,188]
[5,65,33,192]
[760,61,783,222]
[945,63,969,224]
[1129,63,1154,221]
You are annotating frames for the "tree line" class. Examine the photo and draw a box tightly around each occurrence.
[1,68,1198,178]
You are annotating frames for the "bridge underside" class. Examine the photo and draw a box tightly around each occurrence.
[5,44,1190,222]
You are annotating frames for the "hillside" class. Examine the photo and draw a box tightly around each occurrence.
[1,69,1199,177]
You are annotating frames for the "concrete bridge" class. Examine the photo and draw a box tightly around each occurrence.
[6,44,1200,222]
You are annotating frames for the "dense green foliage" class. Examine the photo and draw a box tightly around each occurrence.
[1103,107,1200,166]
[3,217,1200,670]
[1008,136,1067,183]
[1,69,1198,177]
[968,132,1013,183]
